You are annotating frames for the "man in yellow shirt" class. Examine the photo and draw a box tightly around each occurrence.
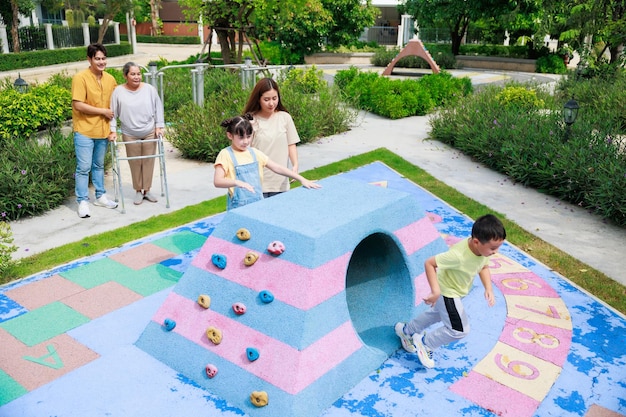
[72,43,118,218]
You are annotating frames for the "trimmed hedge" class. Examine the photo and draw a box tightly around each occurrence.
[0,43,132,71]
[120,34,201,44]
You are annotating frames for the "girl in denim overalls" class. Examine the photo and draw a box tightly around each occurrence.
[213,114,321,210]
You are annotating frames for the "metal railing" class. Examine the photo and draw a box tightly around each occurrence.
[142,62,292,107]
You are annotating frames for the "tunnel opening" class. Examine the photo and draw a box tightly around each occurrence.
[346,232,412,355]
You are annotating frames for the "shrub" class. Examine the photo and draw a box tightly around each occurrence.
[280,66,326,93]
[495,86,545,109]
[0,222,18,275]
[0,130,75,221]
[169,67,355,162]
[0,84,71,143]
[429,81,626,227]
[335,68,472,119]
[536,54,567,74]
[168,70,247,161]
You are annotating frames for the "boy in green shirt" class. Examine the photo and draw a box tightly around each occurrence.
[395,214,506,368]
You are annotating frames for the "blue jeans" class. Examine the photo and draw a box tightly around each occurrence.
[74,132,108,203]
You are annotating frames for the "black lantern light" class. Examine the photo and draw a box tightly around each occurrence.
[563,97,579,141]
[14,73,28,93]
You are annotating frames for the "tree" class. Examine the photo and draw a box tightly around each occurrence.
[179,0,255,65]
[95,0,132,43]
[400,0,519,55]
[179,0,378,64]
[0,0,34,53]
[149,0,161,36]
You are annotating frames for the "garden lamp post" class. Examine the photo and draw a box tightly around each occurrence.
[563,97,579,142]
[14,73,28,93]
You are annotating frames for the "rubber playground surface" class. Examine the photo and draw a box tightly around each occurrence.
[0,162,624,417]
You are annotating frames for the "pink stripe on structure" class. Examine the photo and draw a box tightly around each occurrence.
[152,292,362,394]
[450,371,539,417]
[191,237,350,310]
[413,272,429,306]
[393,217,440,255]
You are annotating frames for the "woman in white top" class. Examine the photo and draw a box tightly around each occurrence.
[243,78,300,198]
[110,62,165,205]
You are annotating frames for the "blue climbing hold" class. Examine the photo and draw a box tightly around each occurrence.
[259,290,274,304]
[164,318,176,331]
[211,253,227,269]
[246,347,260,362]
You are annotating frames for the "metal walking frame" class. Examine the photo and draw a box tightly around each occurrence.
[110,134,170,214]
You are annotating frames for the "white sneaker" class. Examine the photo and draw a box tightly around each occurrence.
[414,333,435,368]
[94,195,118,209]
[395,322,417,353]
[77,200,90,218]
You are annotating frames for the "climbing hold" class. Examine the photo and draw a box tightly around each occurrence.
[236,228,251,241]
[211,253,227,269]
[206,326,223,345]
[259,290,274,304]
[244,251,259,266]
[197,294,211,309]
[250,391,268,407]
[163,318,176,331]
[246,347,260,361]
[232,302,246,315]
[205,364,218,378]
[267,241,285,255]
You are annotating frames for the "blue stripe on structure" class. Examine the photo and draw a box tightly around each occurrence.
[173,265,351,350]
[211,176,428,269]
[135,322,387,417]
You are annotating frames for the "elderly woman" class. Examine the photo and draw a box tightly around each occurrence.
[110,61,165,205]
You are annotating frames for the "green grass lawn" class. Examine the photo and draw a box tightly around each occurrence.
[4,148,625,314]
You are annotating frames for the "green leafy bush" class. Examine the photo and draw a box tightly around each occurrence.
[495,86,545,109]
[0,130,75,221]
[0,84,71,142]
[169,67,355,162]
[0,222,18,275]
[280,65,326,93]
[336,68,472,119]
[430,81,626,227]
[536,54,567,74]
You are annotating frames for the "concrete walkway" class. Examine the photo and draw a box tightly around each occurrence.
[2,43,625,287]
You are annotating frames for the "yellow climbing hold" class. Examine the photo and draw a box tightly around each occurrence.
[244,251,259,266]
[250,391,268,407]
[197,294,211,309]
[206,326,223,345]
[236,228,251,241]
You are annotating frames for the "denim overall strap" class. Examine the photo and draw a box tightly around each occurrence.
[226,147,263,210]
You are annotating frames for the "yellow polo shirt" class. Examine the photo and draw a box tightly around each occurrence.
[71,68,117,138]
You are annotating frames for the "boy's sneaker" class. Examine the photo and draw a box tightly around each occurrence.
[414,333,435,368]
[77,200,90,218]
[395,322,417,353]
[94,195,118,209]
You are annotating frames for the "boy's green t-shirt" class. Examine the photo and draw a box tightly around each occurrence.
[435,238,490,298]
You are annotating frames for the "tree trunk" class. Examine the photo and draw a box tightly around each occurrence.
[10,0,20,53]
[150,0,161,36]
[450,16,470,56]
[215,28,233,64]
[98,18,111,44]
